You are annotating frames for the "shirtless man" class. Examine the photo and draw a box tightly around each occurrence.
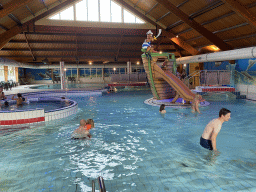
[12,93,25,106]
[200,108,231,151]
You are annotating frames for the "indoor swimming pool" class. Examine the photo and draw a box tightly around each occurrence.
[0,90,255,191]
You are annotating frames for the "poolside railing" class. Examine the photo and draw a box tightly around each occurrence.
[184,70,231,88]
[110,72,147,83]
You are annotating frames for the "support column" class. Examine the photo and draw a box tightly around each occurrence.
[127,61,131,82]
[4,66,8,82]
[77,66,79,83]
[228,61,236,87]
[60,61,66,89]
[15,67,19,83]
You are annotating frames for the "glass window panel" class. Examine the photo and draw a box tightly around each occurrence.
[76,0,87,21]
[135,17,144,23]
[66,69,71,77]
[120,68,125,73]
[124,9,135,23]
[91,68,96,77]
[104,68,110,77]
[111,1,121,22]
[100,0,110,22]
[49,13,60,20]
[60,6,74,20]
[88,0,99,21]
[85,69,90,77]
[79,69,85,77]
[0,66,4,82]
[97,68,102,77]
[72,69,77,77]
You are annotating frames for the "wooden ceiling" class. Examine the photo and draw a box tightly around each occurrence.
[0,0,256,65]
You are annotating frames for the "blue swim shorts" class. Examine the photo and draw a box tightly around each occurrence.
[200,136,213,150]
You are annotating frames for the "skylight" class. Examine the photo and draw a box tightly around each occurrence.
[49,0,145,24]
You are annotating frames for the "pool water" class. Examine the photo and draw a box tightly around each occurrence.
[1,90,256,191]
[0,100,70,112]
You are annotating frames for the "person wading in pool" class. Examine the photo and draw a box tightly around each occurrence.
[72,119,95,139]
[12,93,26,106]
[200,108,231,152]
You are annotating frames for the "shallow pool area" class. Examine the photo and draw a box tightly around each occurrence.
[1,90,256,191]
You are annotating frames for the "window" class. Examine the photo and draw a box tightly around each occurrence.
[124,9,135,23]
[49,0,145,24]
[91,68,96,77]
[0,66,4,81]
[111,1,122,22]
[60,6,74,20]
[8,66,16,81]
[100,0,110,22]
[88,0,99,21]
[49,13,60,20]
[76,0,87,21]
[97,68,102,77]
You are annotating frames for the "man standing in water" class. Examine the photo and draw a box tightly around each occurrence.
[200,108,231,151]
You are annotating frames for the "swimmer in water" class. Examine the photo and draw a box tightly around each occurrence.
[0,86,7,100]
[191,94,205,114]
[159,104,166,114]
[12,93,26,106]
[200,108,231,152]
[72,119,94,139]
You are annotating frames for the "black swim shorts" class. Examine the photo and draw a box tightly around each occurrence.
[200,137,213,150]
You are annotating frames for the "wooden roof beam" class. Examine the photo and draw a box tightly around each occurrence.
[0,0,34,19]
[24,32,36,61]
[0,0,77,50]
[222,0,256,28]
[155,0,233,51]
[156,0,189,22]
[115,0,199,55]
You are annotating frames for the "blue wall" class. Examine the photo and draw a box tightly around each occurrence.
[235,58,256,71]
[203,58,256,72]
[203,61,229,70]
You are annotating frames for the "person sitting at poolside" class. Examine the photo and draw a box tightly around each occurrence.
[72,119,95,139]
[191,94,205,114]
[61,96,70,105]
[159,104,166,114]
[0,86,7,100]
[200,108,231,152]
[12,93,26,106]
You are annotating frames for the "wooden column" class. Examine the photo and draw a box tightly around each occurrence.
[15,67,19,82]
[4,66,8,82]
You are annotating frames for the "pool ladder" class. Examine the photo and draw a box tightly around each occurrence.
[92,176,106,192]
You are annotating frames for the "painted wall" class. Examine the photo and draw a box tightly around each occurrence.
[203,61,229,70]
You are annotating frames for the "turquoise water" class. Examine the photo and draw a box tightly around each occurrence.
[1,90,256,191]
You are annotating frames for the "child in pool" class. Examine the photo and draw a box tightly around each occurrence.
[72,119,95,139]
[191,94,205,114]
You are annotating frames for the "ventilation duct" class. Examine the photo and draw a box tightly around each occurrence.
[176,46,256,64]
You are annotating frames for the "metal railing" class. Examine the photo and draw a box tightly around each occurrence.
[184,70,231,88]
[90,176,106,192]
[110,72,147,82]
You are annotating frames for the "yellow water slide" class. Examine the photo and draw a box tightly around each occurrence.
[142,52,195,101]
